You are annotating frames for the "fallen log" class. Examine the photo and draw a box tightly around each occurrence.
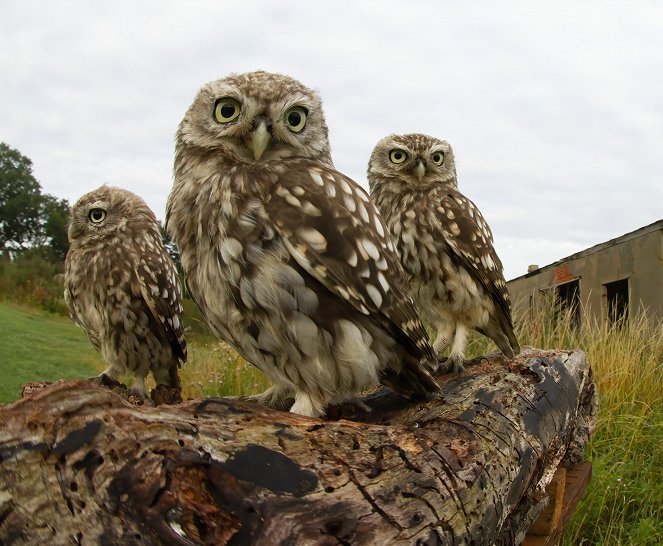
[0,347,596,545]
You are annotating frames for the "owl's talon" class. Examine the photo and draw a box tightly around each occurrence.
[337,396,372,413]
[436,355,466,374]
[350,398,372,413]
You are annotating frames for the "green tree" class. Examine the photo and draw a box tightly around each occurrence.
[40,195,70,262]
[0,142,70,262]
[0,143,43,258]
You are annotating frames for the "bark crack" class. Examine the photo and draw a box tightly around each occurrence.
[338,458,404,531]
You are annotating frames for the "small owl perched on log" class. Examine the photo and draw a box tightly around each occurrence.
[368,134,519,371]
[166,71,439,417]
[65,186,187,395]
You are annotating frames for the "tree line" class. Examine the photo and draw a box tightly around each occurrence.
[0,142,69,262]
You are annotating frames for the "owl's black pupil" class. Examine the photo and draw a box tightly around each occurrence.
[91,210,102,221]
[394,152,402,160]
[221,104,236,118]
[288,111,301,126]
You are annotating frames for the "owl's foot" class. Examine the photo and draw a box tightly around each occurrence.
[290,392,325,418]
[88,373,123,389]
[343,396,371,413]
[247,385,292,411]
[151,384,183,405]
[129,376,146,398]
[325,395,372,421]
[436,355,466,374]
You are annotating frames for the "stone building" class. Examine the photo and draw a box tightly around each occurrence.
[507,220,663,325]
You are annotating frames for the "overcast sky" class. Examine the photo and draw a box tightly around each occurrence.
[2,1,662,280]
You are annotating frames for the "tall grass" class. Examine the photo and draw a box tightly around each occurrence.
[180,337,270,399]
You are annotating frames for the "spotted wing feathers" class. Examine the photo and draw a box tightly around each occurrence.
[434,188,519,356]
[135,241,187,363]
[266,162,436,365]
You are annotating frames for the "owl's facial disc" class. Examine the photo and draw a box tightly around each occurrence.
[69,200,108,241]
[245,106,309,161]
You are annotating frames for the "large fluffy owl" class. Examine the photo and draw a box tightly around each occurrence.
[166,71,439,418]
[368,134,519,371]
[65,185,187,395]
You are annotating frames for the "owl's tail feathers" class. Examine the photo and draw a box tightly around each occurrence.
[381,355,442,398]
[480,311,521,360]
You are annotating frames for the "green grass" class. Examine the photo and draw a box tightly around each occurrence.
[177,298,271,399]
[0,302,104,402]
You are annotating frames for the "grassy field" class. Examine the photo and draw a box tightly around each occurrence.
[0,302,104,402]
[1,299,661,544]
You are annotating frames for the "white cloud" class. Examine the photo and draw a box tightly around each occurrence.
[1,0,661,281]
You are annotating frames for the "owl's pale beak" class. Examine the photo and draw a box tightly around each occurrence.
[413,160,426,181]
[250,121,271,161]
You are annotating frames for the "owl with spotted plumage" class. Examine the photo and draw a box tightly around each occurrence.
[166,71,439,418]
[368,134,520,371]
[65,185,187,395]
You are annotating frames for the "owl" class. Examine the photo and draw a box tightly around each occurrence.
[65,185,187,395]
[166,71,439,418]
[367,134,520,371]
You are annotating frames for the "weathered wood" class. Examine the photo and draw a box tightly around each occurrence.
[527,467,567,536]
[0,348,596,545]
[522,461,593,546]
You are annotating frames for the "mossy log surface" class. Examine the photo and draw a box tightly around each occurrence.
[0,348,596,546]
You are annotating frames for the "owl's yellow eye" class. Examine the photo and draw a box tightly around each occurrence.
[285,106,307,133]
[88,208,106,223]
[389,149,408,164]
[214,97,241,123]
[431,151,444,165]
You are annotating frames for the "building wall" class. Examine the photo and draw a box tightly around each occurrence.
[507,228,663,324]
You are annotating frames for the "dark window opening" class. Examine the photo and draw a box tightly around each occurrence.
[556,279,581,328]
[605,278,629,325]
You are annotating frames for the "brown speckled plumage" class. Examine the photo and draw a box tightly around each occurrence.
[166,71,438,417]
[65,186,186,394]
[368,134,519,371]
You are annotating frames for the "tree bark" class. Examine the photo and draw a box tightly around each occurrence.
[0,348,596,546]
